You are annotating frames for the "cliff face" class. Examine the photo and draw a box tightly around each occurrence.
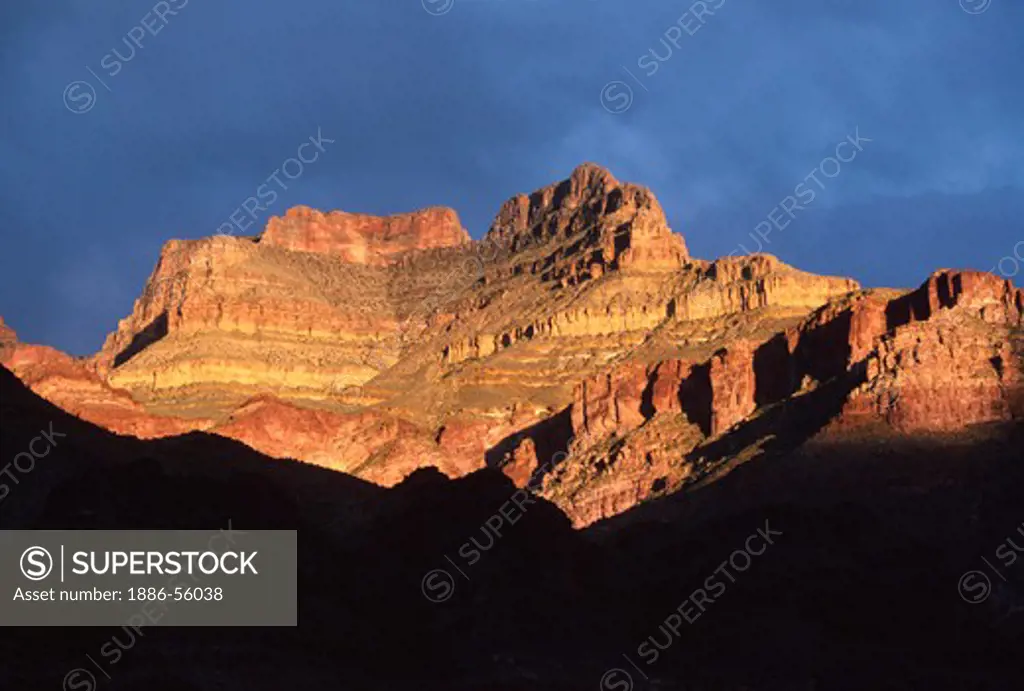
[486,162,689,283]
[541,270,1023,526]
[5,164,1020,527]
[260,206,470,263]
[843,270,1024,432]
[88,236,396,418]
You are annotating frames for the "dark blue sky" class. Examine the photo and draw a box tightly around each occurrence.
[1,0,1021,355]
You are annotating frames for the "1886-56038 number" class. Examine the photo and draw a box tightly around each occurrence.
[128,586,223,602]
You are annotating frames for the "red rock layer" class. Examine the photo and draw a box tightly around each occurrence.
[261,206,470,264]
[209,395,498,486]
[1,338,206,439]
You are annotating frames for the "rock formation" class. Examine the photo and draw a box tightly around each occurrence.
[0,322,205,438]
[541,269,1023,526]
[487,162,689,282]
[3,164,1020,528]
[260,205,470,263]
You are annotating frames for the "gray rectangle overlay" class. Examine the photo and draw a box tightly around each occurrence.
[1,529,296,626]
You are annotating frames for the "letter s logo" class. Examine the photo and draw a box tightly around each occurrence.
[62,81,97,114]
[20,546,53,581]
[600,81,634,115]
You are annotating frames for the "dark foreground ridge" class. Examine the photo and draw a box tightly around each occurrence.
[1,366,1023,689]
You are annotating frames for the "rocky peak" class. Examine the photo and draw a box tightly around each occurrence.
[485,163,689,285]
[260,205,470,265]
[558,161,622,204]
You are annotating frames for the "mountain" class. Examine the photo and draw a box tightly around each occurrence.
[2,164,1023,687]
[1,164,1021,522]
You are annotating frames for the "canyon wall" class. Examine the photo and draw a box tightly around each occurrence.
[4,164,1019,528]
